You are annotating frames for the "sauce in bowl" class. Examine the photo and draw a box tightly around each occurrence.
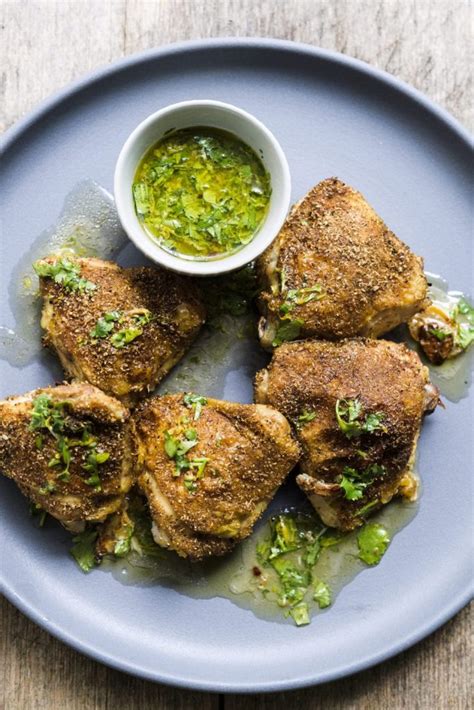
[132,127,271,260]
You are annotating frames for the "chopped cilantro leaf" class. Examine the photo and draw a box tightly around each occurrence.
[339,463,386,501]
[303,539,321,566]
[279,284,325,316]
[133,182,151,215]
[272,557,311,606]
[269,515,302,558]
[456,298,474,318]
[110,327,141,348]
[109,310,152,349]
[357,523,390,565]
[339,472,366,501]
[454,303,474,350]
[70,529,98,572]
[335,398,386,439]
[296,409,316,429]
[114,537,131,556]
[90,311,121,339]
[189,457,209,478]
[272,318,304,347]
[33,258,96,293]
[164,431,178,458]
[428,326,450,341]
[183,393,208,420]
[38,481,56,495]
[450,297,474,352]
[456,325,474,350]
[82,449,110,490]
[313,580,331,608]
[290,602,310,626]
[113,524,134,557]
[163,427,207,492]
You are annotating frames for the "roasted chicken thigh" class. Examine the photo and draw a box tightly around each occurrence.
[132,393,300,560]
[35,256,205,406]
[255,339,438,530]
[257,178,428,349]
[0,383,135,532]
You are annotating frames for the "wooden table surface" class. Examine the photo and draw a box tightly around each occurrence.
[1,1,472,708]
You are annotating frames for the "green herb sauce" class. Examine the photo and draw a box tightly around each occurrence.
[132,127,271,260]
[91,498,413,628]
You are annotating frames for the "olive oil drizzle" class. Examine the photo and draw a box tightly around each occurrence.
[0,181,127,367]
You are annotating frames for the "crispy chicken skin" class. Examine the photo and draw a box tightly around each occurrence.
[132,393,300,560]
[257,178,428,349]
[255,339,438,530]
[36,256,205,406]
[0,383,135,532]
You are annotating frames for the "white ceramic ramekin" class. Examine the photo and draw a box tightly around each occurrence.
[114,100,291,276]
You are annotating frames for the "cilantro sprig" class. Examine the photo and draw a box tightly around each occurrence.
[339,463,387,501]
[335,398,386,439]
[33,258,96,293]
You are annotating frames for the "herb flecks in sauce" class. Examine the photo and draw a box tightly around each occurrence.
[67,498,406,624]
[255,512,334,626]
[454,298,474,350]
[133,127,271,259]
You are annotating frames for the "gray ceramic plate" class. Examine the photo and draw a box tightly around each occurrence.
[0,39,472,693]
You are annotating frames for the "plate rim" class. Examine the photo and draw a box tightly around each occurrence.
[1,37,473,693]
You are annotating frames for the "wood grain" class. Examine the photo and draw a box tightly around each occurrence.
[0,1,472,708]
